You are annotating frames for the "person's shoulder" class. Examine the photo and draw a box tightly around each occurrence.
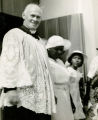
[67,67,77,76]
[39,37,47,46]
[67,66,73,71]
[3,28,26,43]
[8,28,25,34]
[4,28,27,39]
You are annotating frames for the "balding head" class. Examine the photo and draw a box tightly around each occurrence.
[23,3,43,16]
[22,3,42,31]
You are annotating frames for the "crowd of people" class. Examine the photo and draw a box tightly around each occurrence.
[0,3,98,120]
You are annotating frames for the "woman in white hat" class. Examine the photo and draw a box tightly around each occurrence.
[46,35,74,120]
[67,50,86,120]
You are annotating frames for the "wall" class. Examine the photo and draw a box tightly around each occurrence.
[92,0,98,51]
[40,0,81,20]
[40,0,96,69]
[79,0,96,67]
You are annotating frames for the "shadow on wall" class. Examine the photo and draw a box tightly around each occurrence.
[0,12,23,54]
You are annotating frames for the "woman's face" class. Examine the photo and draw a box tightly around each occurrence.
[48,46,65,60]
[71,55,83,69]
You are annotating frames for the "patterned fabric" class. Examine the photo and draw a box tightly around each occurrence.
[0,29,33,88]
[0,28,56,114]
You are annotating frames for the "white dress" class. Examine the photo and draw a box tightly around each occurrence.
[67,67,85,119]
[49,59,74,120]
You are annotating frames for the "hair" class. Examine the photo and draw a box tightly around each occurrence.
[22,3,43,15]
[68,53,84,67]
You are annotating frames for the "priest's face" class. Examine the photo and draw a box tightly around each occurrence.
[22,4,42,31]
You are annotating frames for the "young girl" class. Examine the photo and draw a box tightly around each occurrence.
[67,50,86,120]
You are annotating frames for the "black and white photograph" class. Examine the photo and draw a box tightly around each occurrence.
[0,0,98,120]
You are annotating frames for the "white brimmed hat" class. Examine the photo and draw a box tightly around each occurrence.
[46,35,71,50]
[68,50,87,63]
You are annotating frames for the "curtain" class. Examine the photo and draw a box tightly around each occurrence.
[38,13,87,79]
[0,0,39,17]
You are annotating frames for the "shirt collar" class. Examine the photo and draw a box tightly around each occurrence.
[19,25,39,40]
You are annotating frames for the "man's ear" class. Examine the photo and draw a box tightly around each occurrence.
[22,12,25,20]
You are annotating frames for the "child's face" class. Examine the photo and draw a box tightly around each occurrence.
[71,55,83,69]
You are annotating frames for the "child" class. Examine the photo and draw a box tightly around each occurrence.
[67,50,86,120]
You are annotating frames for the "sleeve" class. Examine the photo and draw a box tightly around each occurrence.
[0,30,20,89]
[0,30,33,89]
[88,57,98,79]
